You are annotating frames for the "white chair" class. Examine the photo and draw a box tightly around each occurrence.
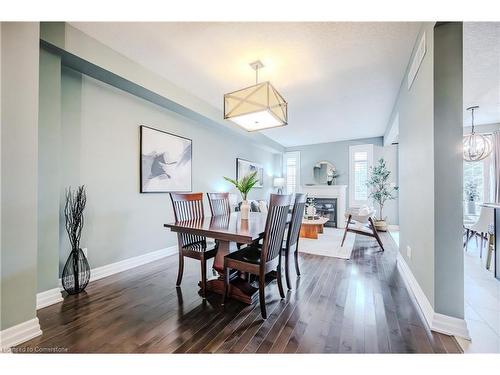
[341,206,385,251]
[464,206,494,258]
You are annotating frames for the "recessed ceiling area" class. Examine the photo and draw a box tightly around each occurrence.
[464,22,500,127]
[70,22,422,147]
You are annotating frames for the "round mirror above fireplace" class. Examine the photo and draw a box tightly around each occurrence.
[313,161,337,185]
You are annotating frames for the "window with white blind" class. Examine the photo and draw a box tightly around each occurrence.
[463,149,494,207]
[349,144,373,207]
[284,151,300,194]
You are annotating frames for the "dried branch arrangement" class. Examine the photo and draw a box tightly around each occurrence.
[64,185,87,251]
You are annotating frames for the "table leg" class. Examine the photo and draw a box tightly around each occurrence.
[204,240,259,304]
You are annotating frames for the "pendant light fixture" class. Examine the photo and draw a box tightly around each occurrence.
[463,106,492,162]
[224,60,287,132]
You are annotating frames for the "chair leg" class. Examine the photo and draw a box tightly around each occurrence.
[176,251,184,286]
[466,230,473,252]
[480,232,484,258]
[284,249,291,289]
[294,248,301,276]
[464,228,470,249]
[201,256,207,299]
[259,275,267,319]
[222,267,230,306]
[277,263,285,298]
[341,215,352,247]
[369,217,385,251]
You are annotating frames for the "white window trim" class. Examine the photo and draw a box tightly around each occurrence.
[283,151,301,194]
[349,144,374,208]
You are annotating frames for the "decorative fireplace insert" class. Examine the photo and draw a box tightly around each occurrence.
[313,198,338,228]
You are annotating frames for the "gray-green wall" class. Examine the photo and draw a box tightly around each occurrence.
[387,22,464,319]
[433,22,464,318]
[286,137,383,186]
[394,23,436,306]
[38,48,61,292]
[1,22,40,330]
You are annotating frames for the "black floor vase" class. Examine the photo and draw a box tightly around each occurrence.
[62,248,91,294]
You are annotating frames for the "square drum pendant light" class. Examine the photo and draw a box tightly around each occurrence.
[224,61,287,132]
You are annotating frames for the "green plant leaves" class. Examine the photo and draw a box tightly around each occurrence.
[223,171,259,200]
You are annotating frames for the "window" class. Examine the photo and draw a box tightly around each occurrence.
[463,148,494,205]
[463,161,484,203]
[284,151,300,194]
[353,151,369,201]
[349,144,373,207]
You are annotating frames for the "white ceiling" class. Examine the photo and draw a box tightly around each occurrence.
[71,22,421,147]
[463,22,500,127]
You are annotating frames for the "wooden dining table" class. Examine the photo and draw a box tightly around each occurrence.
[164,211,284,304]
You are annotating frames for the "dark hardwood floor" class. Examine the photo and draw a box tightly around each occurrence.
[17,232,462,353]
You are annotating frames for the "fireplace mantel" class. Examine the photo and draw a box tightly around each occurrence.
[300,185,347,228]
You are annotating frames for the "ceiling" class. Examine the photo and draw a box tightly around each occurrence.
[463,22,500,127]
[71,22,422,147]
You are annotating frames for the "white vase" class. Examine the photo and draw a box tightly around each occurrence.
[241,200,250,220]
[305,205,316,217]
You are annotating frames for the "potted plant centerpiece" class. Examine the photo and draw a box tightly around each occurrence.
[464,181,479,215]
[366,158,398,232]
[224,171,259,220]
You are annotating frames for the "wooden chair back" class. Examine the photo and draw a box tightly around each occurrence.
[207,192,231,216]
[286,193,307,248]
[170,192,205,248]
[261,194,292,263]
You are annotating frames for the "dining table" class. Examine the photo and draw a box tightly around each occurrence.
[164,211,287,304]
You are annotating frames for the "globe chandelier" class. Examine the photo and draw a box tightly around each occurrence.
[463,106,492,162]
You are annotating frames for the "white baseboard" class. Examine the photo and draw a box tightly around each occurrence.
[36,288,63,310]
[89,245,178,283]
[388,224,400,230]
[0,318,42,351]
[397,252,470,340]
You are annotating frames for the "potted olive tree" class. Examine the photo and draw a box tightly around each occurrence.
[224,171,259,220]
[464,181,479,215]
[367,158,398,232]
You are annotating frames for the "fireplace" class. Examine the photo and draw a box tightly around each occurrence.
[314,198,337,228]
[300,185,347,228]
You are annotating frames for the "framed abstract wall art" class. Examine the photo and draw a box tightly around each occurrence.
[140,126,192,193]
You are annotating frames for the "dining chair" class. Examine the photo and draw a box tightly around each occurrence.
[222,194,292,319]
[341,206,384,251]
[170,192,218,298]
[464,206,494,258]
[282,193,307,289]
[207,192,231,216]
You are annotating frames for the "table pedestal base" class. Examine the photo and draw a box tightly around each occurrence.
[203,277,258,305]
[300,223,325,239]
